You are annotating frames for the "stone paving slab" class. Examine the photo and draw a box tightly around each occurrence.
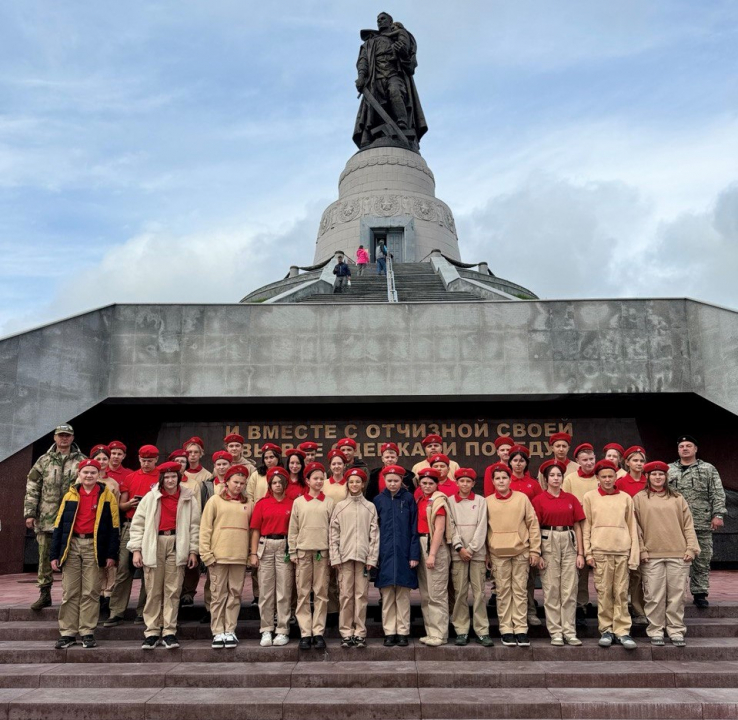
[539,660,676,687]
[290,660,417,687]
[419,688,560,719]
[659,660,738,687]
[145,687,289,720]
[549,688,705,719]
[39,662,178,687]
[164,662,296,687]
[283,687,421,720]
[0,690,34,720]
[416,661,547,688]
[0,665,59,688]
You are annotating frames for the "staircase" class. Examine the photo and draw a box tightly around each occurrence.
[295,262,484,304]
[2,579,738,719]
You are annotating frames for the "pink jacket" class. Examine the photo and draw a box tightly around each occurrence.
[356,248,369,264]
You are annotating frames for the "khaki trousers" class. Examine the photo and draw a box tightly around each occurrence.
[540,529,577,638]
[295,550,329,637]
[380,586,411,636]
[36,532,54,589]
[257,538,292,635]
[418,542,450,641]
[451,559,489,637]
[99,565,116,598]
[628,565,646,616]
[576,564,592,608]
[492,552,529,634]
[109,524,147,618]
[209,563,246,635]
[58,538,101,637]
[641,558,690,639]
[337,560,370,638]
[142,536,184,637]
[592,553,631,635]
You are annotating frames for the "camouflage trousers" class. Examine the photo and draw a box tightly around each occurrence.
[36,532,54,589]
[691,530,713,596]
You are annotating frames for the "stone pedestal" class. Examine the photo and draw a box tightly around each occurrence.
[313,147,461,264]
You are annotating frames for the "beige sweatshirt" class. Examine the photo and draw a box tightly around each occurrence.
[199,493,253,566]
[448,493,488,562]
[329,494,379,566]
[423,491,455,545]
[324,479,348,505]
[246,471,268,505]
[634,491,700,560]
[562,472,598,504]
[485,491,541,559]
[582,489,639,568]
[288,494,335,556]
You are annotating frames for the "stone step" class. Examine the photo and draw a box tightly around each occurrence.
[3,617,737,641]
[2,686,738,720]
[2,660,738,689]
[3,637,738,665]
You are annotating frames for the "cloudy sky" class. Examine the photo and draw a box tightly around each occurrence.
[1,1,736,335]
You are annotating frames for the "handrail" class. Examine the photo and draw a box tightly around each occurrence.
[386,254,398,303]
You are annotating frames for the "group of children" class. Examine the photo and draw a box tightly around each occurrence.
[49,431,700,651]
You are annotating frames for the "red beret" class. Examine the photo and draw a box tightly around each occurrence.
[185,436,205,449]
[594,459,618,475]
[157,461,182,475]
[343,468,368,483]
[422,434,443,447]
[327,449,347,462]
[487,462,511,477]
[90,444,110,458]
[337,438,357,449]
[455,467,477,481]
[494,436,514,449]
[509,444,530,457]
[284,448,306,459]
[224,433,244,444]
[168,449,186,461]
[267,466,289,482]
[304,461,326,478]
[139,445,160,458]
[78,459,101,471]
[298,442,319,452]
[603,443,625,455]
[644,461,669,474]
[624,445,646,459]
[225,464,251,480]
[573,443,594,457]
[380,464,406,478]
[417,467,440,481]
[539,459,567,477]
[260,443,282,456]
[212,451,233,464]
[381,442,400,455]
[428,453,450,467]
[108,440,127,452]
[549,432,572,445]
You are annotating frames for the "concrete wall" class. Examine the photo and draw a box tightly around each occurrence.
[0,298,736,462]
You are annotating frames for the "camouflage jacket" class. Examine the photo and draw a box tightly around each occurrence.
[24,443,87,533]
[668,459,727,532]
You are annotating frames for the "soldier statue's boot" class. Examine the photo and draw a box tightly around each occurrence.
[693,593,709,609]
[31,586,52,611]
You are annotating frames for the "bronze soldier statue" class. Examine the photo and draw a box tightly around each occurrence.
[353,12,428,152]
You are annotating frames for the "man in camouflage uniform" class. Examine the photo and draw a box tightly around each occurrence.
[668,435,726,608]
[23,424,86,610]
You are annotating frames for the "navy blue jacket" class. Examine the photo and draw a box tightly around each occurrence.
[373,487,420,589]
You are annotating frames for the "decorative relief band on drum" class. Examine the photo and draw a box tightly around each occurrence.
[338,154,436,185]
[318,195,456,236]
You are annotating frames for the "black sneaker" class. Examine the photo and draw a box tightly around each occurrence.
[81,635,97,649]
[476,635,495,647]
[396,635,409,647]
[161,635,180,649]
[515,633,530,647]
[501,633,516,646]
[103,615,124,627]
[133,615,145,625]
[251,597,259,607]
[55,636,76,650]
[341,636,354,648]
[199,611,211,625]
[142,636,159,650]
[383,634,398,647]
[575,607,587,628]
[455,634,469,646]
[599,631,614,647]
[179,596,194,607]
[693,594,709,608]
[299,637,312,650]
[354,636,367,648]
[312,635,326,649]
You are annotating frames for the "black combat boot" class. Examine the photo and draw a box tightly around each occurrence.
[31,586,52,611]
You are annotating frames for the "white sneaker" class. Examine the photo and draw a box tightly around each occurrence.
[272,633,289,646]
[260,631,273,647]
[224,632,238,648]
[212,633,225,649]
